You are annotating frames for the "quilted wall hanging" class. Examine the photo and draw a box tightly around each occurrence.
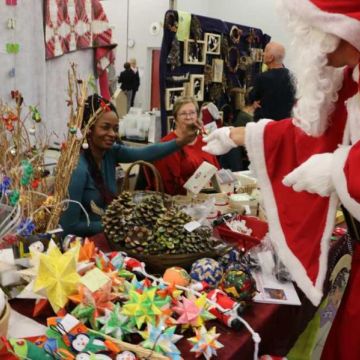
[45,0,116,99]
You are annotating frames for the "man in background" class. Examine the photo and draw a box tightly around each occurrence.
[249,41,296,121]
[118,62,137,112]
[129,58,140,107]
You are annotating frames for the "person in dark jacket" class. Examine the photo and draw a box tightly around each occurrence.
[129,58,140,107]
[249,42,296,122]
[118,62,137,111]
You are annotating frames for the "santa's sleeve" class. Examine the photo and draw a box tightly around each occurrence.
[332,141,360,222]
[245,119,341,306]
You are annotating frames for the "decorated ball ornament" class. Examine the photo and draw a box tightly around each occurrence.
[221,269,257,302]
[218,249,241,271]
[163,266,191,287]
[190,258,223,288]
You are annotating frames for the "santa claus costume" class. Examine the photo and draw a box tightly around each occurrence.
[204,0,360,358]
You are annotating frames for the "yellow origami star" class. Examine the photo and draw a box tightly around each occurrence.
[33,245,80,312]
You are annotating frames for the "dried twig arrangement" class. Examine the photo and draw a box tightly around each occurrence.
[0,93,49,240]
[46,64,103,231]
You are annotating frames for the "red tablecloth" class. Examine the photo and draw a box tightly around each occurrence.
[1,233,350,360]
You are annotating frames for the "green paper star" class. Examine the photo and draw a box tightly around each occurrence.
[121,287,171,328]
[140,319,182,359]
[71,303,97,329]
[97,303,134,339]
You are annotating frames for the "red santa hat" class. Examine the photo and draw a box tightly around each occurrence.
[279,0,360,51]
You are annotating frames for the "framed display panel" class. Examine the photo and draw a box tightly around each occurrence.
[189,74,205,102]
[183,39,206,65]
[250,47,264,62]
[165,87,185,111]
[212,58,224,83]
[205,33,221,55]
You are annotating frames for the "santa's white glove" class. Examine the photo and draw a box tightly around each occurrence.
[202,127,237,155]
[282,153,335,197]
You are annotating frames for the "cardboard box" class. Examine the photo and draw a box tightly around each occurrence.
[183,161,218,195]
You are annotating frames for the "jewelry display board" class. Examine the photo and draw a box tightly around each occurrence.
[159,10,271,134]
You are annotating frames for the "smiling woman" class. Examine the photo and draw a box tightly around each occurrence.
[60,94,200,237]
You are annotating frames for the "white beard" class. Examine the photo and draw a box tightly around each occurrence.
[292,30,344,136]
[281,10,344,136]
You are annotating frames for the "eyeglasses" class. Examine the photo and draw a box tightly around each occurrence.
[178,111,197,118]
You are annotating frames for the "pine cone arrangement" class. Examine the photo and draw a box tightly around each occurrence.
[147,208,215,255]
[102,192,136,246]
[103,193,215,255]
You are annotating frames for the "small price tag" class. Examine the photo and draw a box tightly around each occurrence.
[184,220,201,232]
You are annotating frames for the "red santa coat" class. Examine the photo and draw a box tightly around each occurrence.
[245,65,359,306]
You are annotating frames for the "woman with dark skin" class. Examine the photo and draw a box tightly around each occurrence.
[60,94,199,236]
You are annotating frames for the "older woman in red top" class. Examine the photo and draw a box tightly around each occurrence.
[155,96,220,195]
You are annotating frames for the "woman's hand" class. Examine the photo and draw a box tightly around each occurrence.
[175,120,202,146]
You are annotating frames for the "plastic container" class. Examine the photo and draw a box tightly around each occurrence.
[214,215,268,251]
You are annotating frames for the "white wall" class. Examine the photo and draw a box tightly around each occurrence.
[101,0,293,111]
[207,0,294,68]
[102,0,211,111]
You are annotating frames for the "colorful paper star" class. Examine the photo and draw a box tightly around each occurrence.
[68,282,116,318]
[122,287,171,328]
[71,303,96,329]
[140,319,182,359]
[188,326,224,360]
[157,282,183,300]
[173,295,215,328]
[97,303,134,339]
[78,238,96,262]
[33,245,80,312]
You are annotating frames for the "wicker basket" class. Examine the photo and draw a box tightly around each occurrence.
[121,160,173,207]
[120,250,221,275]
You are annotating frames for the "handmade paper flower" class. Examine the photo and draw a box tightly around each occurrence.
[140,319,182,360]
[122,287,170,328]
[33,245,80,312]
[173,295,215,328]
[97,303,133,339]
[188,326,223,360]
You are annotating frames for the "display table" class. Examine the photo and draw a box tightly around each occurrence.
[2,234,351,359]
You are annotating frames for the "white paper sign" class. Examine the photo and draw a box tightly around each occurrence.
[184,220,202,232]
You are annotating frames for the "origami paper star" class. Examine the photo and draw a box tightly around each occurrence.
[140,319,182,360]
[173,295,215,328]
[188,326,224,360]
[78,238,96,262]
[97,303,134,339]
[69,282,116,320]
[33,245,80,312]
[157,282,183,300]
[122,287,171,328]
[71,303,96,329]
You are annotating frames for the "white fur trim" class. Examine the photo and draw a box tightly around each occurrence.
[278,0,360,51]
[345,93,360,144]
[332,146,360,222]
[245,119,338,305]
